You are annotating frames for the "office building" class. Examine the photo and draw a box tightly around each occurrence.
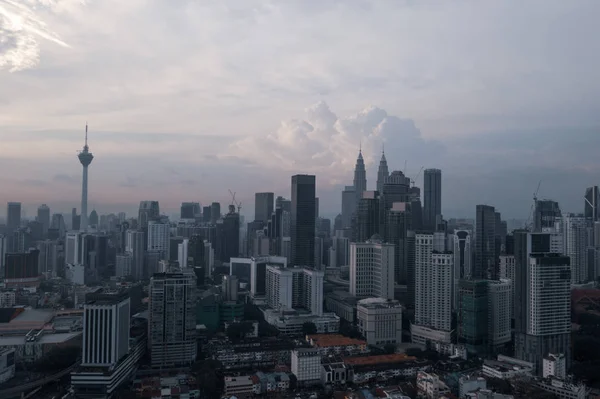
[36,239,59,276]
[329,236,350,268]
[349,237,394,300]
[266,266,324,316]
[116,253,133,277]
[180,202,201,220]
[412,233,453,345]
[341,186,357,229]
[147,221,170,260]
[543,353,566,379]
[255,192,274,223]
[138,201,160,229]
[230,256,287,298]
[353,149,367,205]
[6,202,21,233]
[376,148,389,194]
[487,279,512,351]
[563,213,588,283]
[37,204,50,237]
[475,205,497,279]
[458,279,489,355]
[210,202,221,224]
[126,230,145,280]
[82,292,130,366]
[149,272,197,368]
[453,230,472,309]
[219,205,240,262]
[356,297,403,346]
[291,175,316,267]
[177,238,189,269]
[222,274,239,302]
[381,171,410,215]
[423,169,442,231]
[585,186,600,222]
[354,191,380,242]
[4,249,40,288]
[534,200,562,232]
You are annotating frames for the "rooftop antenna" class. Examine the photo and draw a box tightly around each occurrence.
[84,122,89,150]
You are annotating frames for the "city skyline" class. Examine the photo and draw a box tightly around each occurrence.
[2,1,600,218]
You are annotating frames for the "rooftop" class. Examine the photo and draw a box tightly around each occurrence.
[0,331,81,346]
[307,334,367,348]
[358,297,402,308]
[343,354,417,366]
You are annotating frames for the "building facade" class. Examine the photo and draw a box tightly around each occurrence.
[356,298,403,346]
[349,238,394,300]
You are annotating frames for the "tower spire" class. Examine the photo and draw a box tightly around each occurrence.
[85,123,88,147]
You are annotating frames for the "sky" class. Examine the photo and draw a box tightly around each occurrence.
[1,0,600,221]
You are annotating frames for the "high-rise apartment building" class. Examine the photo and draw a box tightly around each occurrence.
[265,266,324,316]
[147,221,170,260]
[116,253,133,277]
[149,272,197,368]
[475,205,497,279]
[82,292,130,366]
[255,192,274,223]
[385,202,411,284]
[514,231,571,374]
[423,169,442,231]
[412,233,453,345]
[349,238,394,300]
[291,175,316,267]
[487,279,512,351]
[210,202,221,224]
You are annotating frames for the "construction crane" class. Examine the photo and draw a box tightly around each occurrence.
[228,189,242,213]
[411,166,424,187]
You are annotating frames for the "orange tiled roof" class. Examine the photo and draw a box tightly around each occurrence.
[307,334,367,347]
[342,353,416,366]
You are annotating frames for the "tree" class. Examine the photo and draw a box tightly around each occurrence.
[227,322,254,340]
[302,322,318,336]
[384,343,396,354]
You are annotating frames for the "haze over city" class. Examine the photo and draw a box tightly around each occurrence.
[1,0,600,218]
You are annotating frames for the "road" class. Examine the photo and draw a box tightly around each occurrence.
[0,362,80,398]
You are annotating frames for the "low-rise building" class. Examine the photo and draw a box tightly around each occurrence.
[417,371,451,398]
[306,334,369,356]
[224,376,256,398]
[343,354,430,384]
[0,348,15,384]
[482,355,533,380]
[206,337,297,370]
[263,308,340,336]
[0,291,16,308]
[543,353,566,379]
[357,297,402,346]
[459,375,487,398]
[291,348,321,384]
[535,378,588,399]
[322,358,351,385]
[465,390,514,399]
[253,371,290,394]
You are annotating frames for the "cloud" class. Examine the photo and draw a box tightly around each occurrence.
[53,173,78,184]
[227,102,442,184]
[0,0,75,72]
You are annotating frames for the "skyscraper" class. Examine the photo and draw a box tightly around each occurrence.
[6,202,21,233]
[423,169,442,231]
[563,213,588,283]
[255,192,274,223]
[149,272,197,368]
[341,186,357,229]
[475,205,497,279]
[210,202,221,224]
[585,186,600,222]
[147,221,170,260]
[354,191,380,242]
[138,201,160,229]
[534,200,562,232]
[220,205,240,262]
[126,230,145,280]
[386,202,412,284]
[353,149,367,204]
[412,232,453,346]
[265,265,324,316]
[376,148,389,194]
[291,175,316,267]
[349,237,394,300]
[453,230,472,309]
[77,125,94,232]
[180,202,201,220]
[37,204,50,237]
